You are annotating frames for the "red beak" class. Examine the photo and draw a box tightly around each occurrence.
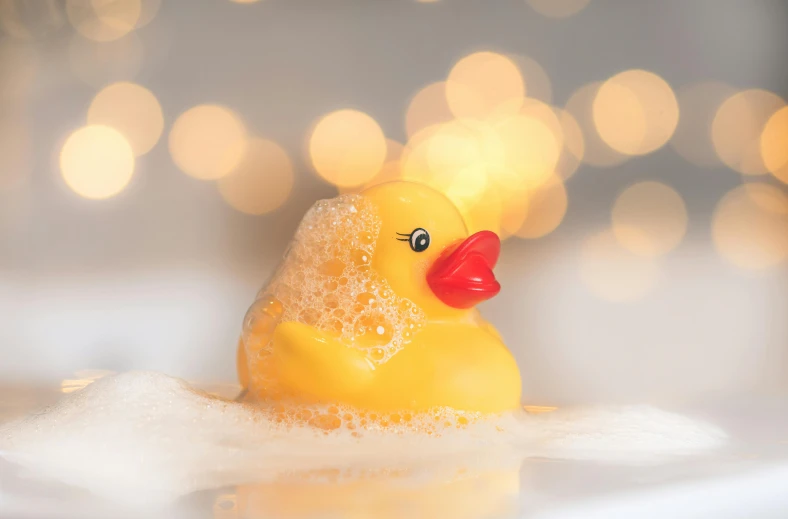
[426,230,501,309]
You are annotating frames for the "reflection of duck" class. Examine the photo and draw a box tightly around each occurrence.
[239,181,521,414]
[224,461,521,519]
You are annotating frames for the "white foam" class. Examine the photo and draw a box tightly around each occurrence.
[0,371,727,506]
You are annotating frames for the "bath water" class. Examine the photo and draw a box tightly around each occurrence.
[0,371,726,516]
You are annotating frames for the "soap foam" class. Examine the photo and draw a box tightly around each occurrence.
[241,194,425,404]
[0,371,727,507]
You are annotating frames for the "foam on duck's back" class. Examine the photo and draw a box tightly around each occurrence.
[240,194,425,403]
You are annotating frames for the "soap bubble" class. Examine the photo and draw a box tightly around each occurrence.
[240,195,425,411]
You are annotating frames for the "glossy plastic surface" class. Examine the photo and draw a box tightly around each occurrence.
[239,181,522,414]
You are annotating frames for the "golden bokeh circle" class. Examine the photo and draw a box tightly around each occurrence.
[492,112,561,190]
[458,182,503,236]
[309,109,387,188]
[169,104,248,180]
[136,0,162,28]
[218,138,294,215]
[760,106,788,184]
[60,125,135,199]
[593,69,679,155]
[404,82,454,139]
[446,51,525,120]
[508,54,552,104]
[612,181,688,257]
[554,108,585,180]
[579,229,660,302]
[712,183,788,270]
[66,0,142,42]
[670,82,735,168]
[512,174,568,239]
[88,82,164,156]
[712,89,785,176]
[564,82,627,168]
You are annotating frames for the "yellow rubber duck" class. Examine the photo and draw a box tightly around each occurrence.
[238,181,521,415]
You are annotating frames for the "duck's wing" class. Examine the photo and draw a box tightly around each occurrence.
[272,321,376,402]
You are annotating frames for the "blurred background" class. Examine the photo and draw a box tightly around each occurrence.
[0,0,786,407]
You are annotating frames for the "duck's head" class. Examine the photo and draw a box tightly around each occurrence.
[361,181,501,319]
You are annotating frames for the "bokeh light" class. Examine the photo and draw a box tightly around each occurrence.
[404,82,454,139]
[526,0,591,18]
[670,82,736,168]
[554,108,585,180]
[712,183,788,270]
[446,51,525,120]
[564,82,627,168]
[511,174,568,239]
[580,229,660,302]
[593,69,679,155]
[87,82,164,156]
[612,181,688,257]
[458,181,504,236]
[59,125,135,200]
[384,139,404,163]
[518,99,564,149]
[760,106,788,184]
[712,89,785,176]
[66,0,142,42]
[217,138,294,215]
[309,109,387,188]
[68,31,143,87]
[169,104,248,180]
[492,112,561,190]
[341,139,405,194]
[135,0,162,28]
[344,161,402,195]
[508,54,552,104]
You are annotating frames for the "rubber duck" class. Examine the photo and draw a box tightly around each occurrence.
[238,181,521,415]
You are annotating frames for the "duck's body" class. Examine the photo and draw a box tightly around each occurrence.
[273,316,520,414]
[238,181,522,416]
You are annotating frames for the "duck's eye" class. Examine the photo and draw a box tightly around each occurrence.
[408,228,430,252]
